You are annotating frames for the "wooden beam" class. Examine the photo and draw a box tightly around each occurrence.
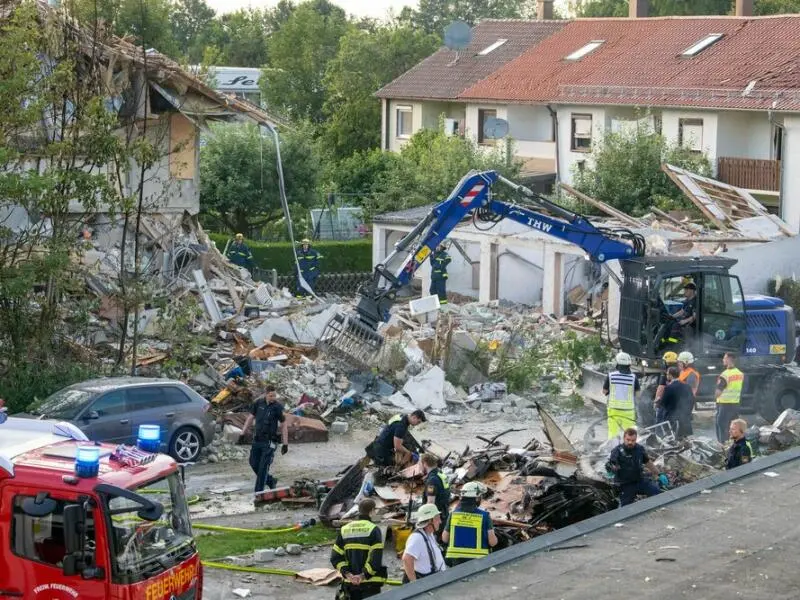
[559,183,644,227]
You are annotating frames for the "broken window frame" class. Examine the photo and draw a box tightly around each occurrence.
[570,114,592,152]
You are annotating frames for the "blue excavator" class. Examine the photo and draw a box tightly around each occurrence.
[320,170,800,422]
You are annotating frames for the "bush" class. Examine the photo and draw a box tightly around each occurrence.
[1,360,102,414]
[208,233,373,275]
[768,277,800,312]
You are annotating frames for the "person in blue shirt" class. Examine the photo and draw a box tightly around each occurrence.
[241,385,289,506]
[606,428,666,507]
[421,453,451,537]
[429,244,452,304]
[296,238,321,297]
[442,481,497,566]
[226,233,254,269]
[365,411,426,467]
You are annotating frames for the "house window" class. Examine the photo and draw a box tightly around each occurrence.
[396,106,413,138]
[478,108,497,144]
[571,114,592,152]
[653,115,663,135]
[679,118,704,153]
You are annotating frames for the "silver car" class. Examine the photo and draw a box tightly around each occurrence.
[27,377,216,463]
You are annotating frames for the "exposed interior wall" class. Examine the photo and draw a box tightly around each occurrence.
[169,113,197,180]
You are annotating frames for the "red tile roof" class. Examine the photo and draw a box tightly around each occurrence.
[375,19,567,100]
[460,16,800,111]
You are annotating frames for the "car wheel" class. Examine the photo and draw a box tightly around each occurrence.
[170,426,203,463]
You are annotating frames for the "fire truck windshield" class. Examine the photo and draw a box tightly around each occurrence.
[106,473,194,583]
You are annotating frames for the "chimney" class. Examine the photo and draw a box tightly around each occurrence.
[537,0,554,19]
[629,0,648,18]
[735,0,754,16]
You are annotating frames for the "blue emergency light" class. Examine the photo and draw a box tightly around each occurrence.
[137,424,161,452]
[75,445,100,478]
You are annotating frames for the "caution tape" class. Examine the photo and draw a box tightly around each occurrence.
[201,560,403,586]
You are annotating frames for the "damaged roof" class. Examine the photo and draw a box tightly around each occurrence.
[461,16,800,111]
[375,19,568,101]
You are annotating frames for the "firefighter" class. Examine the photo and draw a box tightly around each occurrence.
[715,352,744,443]
[606,427,667,507]
[296,238,322,297]
[365,411,426,468]
[441,481,497,566]
[430,244,451,305]
[726,418,753,470]
[660,366,692,438]
[603,352,640,441]
[241,385,289,504]
[226,233,254,269]
[330,499,386,599]
[654,351,678,424]
[677,351,701,436]
[421,453,450,537]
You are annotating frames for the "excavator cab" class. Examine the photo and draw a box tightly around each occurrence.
[618,257,747,362]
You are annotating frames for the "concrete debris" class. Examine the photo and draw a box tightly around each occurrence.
[402,366,447,412]
[285,544,303,556]
[254,548,275,563]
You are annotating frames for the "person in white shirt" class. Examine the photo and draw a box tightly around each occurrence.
[402,503,447,583]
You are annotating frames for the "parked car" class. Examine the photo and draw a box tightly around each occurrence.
[25,377,215,463]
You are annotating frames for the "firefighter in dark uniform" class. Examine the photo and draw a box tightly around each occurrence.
[726,418,754,469]
[241,385,289,505]
[296,238,322,297]
[365,410,425,467]
[330,499,386,599]
[430,244,452,304]
[226,233,254,269]
[421,453,450,537]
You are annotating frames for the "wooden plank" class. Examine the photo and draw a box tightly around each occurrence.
[662,165,728,229]
[650,207,693,231]
[559,183,644,227]
[210,265,243,312]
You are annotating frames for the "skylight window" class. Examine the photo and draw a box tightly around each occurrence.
[681,34,724,57]
[478,39,508,56]
[565,40,605,61]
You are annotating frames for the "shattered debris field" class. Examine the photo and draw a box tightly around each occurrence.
[381,448,800,600]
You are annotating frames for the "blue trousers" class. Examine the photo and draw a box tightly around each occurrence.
[249,442,277,493]
[716,404,740,444]
[619,479,661,507]
[430,278,447,303]
[296,272,318,296]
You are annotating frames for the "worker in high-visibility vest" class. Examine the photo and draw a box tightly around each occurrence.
[715,352,744,443]
[441,482,497,566]
[677,351,701,436]
[603,352,640,440]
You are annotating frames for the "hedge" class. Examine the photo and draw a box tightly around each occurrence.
[208,233,373,275]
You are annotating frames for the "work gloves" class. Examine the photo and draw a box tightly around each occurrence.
[281,444,289,455]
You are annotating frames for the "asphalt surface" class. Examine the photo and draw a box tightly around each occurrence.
[379,452,800,600]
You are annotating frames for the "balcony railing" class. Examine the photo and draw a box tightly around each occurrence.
[717,157,780,192]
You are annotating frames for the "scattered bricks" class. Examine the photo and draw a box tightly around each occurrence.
[254,548,275,563]
[331,421,349,435]
[285,544,302,556]
[274,547,287,557]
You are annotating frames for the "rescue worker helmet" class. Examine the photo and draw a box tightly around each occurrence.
[678,351,694,364]
[415,503,441,526]
[461,481,488,499]
[615,352,632,366]
[235,233,244,239]
[300,238,311,244]
[662,351,678,364]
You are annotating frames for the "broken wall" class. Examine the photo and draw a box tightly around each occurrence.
[726,235,800,294]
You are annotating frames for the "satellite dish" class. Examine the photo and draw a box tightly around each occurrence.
[483,117,509,140]
[444,20,472,51]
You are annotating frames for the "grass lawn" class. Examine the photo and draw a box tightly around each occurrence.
[195,524,338,559]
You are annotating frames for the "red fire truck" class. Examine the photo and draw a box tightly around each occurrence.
[0,416,202,599]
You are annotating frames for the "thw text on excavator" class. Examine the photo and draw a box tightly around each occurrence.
[320,170,800,423]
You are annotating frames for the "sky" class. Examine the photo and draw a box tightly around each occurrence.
[206,0,415,19]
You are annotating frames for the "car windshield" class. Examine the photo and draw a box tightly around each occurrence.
[106,473,194,582]
[29,388,95,419]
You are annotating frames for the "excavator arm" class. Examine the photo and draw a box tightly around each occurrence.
[320,170,646,367]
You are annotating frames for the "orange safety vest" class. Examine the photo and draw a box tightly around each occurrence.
[678,367,701,397]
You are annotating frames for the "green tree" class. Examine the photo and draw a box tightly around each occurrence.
[321,26,440,159]
[397,0,533,35]
[755,0,800,13]
[171,0,217,63]
[578,0,799,16]
[573,122,712,216]
[199,124,321,235]
[262,0,350,122]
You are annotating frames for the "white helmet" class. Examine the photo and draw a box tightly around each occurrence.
[415,503,441,527]
[615,352,632,366]
[461,481,488,499]
[678,351,694,364]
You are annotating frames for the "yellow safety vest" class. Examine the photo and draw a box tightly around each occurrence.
[717,368,743,404]
[607,370,636,411]
[445,511,489,560]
